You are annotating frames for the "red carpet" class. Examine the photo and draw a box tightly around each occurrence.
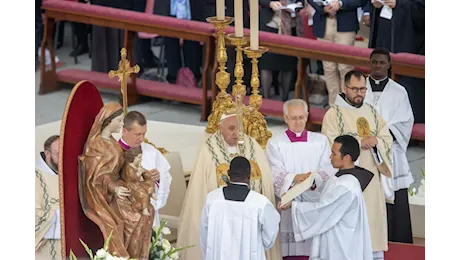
[282,242,425,260]
[386,242,425,260]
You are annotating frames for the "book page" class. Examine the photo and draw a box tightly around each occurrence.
[281,173,315,206]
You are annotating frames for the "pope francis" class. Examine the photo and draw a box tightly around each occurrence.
[176,111,282,260]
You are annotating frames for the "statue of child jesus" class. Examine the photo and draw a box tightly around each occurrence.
[123,152,157,216]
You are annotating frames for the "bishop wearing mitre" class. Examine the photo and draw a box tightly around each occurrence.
[177,108,282,260]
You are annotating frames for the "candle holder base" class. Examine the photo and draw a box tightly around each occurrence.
[205,16,234,29]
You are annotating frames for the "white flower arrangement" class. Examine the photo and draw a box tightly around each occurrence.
[149,219,193,260]
[68,220,193,260]
[69,231,135,260]
[409,167,425,197]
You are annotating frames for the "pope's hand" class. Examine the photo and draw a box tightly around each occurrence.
[149,169,160,182]
[277,201,292,211]
[114,187,131,199]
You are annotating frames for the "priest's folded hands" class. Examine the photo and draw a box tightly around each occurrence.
[360,136,378,150]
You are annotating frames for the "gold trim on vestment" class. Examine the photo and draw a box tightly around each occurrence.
[216,160,262,187]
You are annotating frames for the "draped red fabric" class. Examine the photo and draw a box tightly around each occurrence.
[60,81,104,256]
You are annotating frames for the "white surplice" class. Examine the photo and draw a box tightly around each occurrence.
[200,188,280,260]
[140,142,172,227]
[365,78,414,192]
[266,131,336,256]
[291,175,373,260]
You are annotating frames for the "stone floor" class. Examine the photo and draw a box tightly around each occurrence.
[35,23,425,190]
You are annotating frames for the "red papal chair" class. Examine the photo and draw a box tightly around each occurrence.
[58,81,105,257]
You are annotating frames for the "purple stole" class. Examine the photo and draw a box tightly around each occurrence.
[285,129,308,142]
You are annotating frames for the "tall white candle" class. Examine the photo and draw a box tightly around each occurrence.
[249,0,259,50]
[234,0,243,37]
[217,0,225,20]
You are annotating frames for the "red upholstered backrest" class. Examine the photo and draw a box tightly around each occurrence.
[59,81,104,256]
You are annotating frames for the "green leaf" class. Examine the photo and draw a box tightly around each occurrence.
[152,220,167,249]
[79,238,94,260]
[420,166,425,178]
[169,245,194,253]
[161,244,194,258]
[408,189,414,196]
[104,230,114,251]
[69,250,78,260]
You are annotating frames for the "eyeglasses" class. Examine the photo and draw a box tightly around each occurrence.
[285,114,308,121]
[345,86,367,93]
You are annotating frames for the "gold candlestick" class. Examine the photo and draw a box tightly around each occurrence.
[205,16,235,134]
[243,46,272,149]
[227,34,249,154]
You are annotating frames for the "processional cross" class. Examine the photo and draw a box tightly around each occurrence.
[108,48,140,115]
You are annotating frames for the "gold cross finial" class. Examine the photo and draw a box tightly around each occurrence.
[108,48,140,115]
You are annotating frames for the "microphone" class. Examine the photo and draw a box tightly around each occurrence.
[221,175,230,185]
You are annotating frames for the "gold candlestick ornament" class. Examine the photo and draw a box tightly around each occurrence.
[205,16,235,134]
[227,34,249,154]
[243,46,272,149]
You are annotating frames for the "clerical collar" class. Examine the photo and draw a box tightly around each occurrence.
[229,181,249,187]
[118,137,131,150]
[285,129,308,142]
[339,93,363,108]
[40,152,58,175]
[369,76,389,92]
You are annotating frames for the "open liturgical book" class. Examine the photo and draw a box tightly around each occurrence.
[280,172,315,206]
